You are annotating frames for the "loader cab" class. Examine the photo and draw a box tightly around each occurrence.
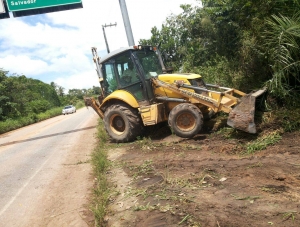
[100,45,163,106]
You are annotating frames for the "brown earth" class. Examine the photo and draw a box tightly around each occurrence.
[105,123,300,227]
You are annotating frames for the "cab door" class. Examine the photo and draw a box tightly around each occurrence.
[114,52,151,105]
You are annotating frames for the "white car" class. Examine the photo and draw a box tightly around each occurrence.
[62,105,76,115]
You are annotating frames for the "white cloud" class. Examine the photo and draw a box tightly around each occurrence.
[0,55,48,75]
[0,0,199,90]
[49,50,92,73]
[54,70,100,91]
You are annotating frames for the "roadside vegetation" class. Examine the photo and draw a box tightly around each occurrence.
[140,0,300,107]
[1,0,300,225]
[0,69,101,134]
[90,1,300,225]
[91,119,110,227]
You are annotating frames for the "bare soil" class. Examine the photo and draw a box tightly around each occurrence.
[105,123,300,227]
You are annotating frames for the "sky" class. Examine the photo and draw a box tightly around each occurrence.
[0,0,199,91]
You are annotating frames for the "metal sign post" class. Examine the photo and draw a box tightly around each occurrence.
[0,0,5,13]
[119,0,135,46]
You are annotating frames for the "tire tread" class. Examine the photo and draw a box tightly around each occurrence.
[104,103,143,142]
[168,103,203,138]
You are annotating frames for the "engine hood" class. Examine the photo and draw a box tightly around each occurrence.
[158,73,201,82]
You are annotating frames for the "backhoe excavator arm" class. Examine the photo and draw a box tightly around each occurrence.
[84,97,104,118]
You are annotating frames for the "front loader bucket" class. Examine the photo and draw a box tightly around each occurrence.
[227,89,266,134]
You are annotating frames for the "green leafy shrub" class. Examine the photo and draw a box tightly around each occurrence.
[0,107,62,134]
[91,119,110,226]
[246,131,282,154]
[275,108,300,132]
[25,100,51,114]
[75,100,85,109]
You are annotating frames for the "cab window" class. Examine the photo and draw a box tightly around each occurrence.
[103,63,117,95]
[136,51,163,79]
[115,53,140,87]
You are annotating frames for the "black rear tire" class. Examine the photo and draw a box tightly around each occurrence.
[104,103,143,142]
[168,103,203,138]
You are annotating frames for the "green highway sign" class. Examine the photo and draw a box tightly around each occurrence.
[7,0,82,12]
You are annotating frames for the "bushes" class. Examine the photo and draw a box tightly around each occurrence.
[0,116,35,134]
[75,100,85,109]
[25,100,52,114]
[0,73,61,120]
[0,100,88,135]
[91,119,110,227]
[0,107,64,134]
[274,108,300,132]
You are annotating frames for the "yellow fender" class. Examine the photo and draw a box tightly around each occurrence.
[100,90,140,109]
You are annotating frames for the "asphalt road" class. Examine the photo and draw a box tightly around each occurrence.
[0,107,99,226]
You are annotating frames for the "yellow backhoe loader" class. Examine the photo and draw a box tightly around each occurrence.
[84,45,265,142]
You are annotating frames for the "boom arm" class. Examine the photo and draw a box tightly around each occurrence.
[151,77,241,113]
[84,97,104,118]
[151,77,266,134]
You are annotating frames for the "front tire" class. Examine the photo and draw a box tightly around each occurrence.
[168,103,203,138]
[104,103,143,142]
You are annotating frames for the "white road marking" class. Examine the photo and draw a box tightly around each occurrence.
[0,153,52,217]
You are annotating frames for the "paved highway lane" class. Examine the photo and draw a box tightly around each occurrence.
[0,108,99,226]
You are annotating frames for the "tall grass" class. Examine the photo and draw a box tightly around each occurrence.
[91,119,110,227]
[0,107,62,134]
[275,108,300,132]
[246,131,282,154]
[0,102,85,135]
[75,100,85,109]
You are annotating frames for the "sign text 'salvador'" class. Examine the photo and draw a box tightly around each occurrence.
[10,0,37,6]
[7,0,82,11]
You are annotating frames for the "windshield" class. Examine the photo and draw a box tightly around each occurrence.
[135,51,163,79]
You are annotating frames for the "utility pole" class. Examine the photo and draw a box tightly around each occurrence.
[102,23,117,53]
[119,0,135,46]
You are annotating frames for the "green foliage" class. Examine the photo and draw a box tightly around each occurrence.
[139,0,300,107]
[0,117,34,134]
[246,131,282,154]
[91,119,110,227]
[0,68,100,134]
[36,107,63,121]
[263,13,300,104]
[273,108,300,132]
[25,100,51,114]
[75,100,85,109]
[57,85,101,107]
[0,107,62,134]
[0,70,61,120]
